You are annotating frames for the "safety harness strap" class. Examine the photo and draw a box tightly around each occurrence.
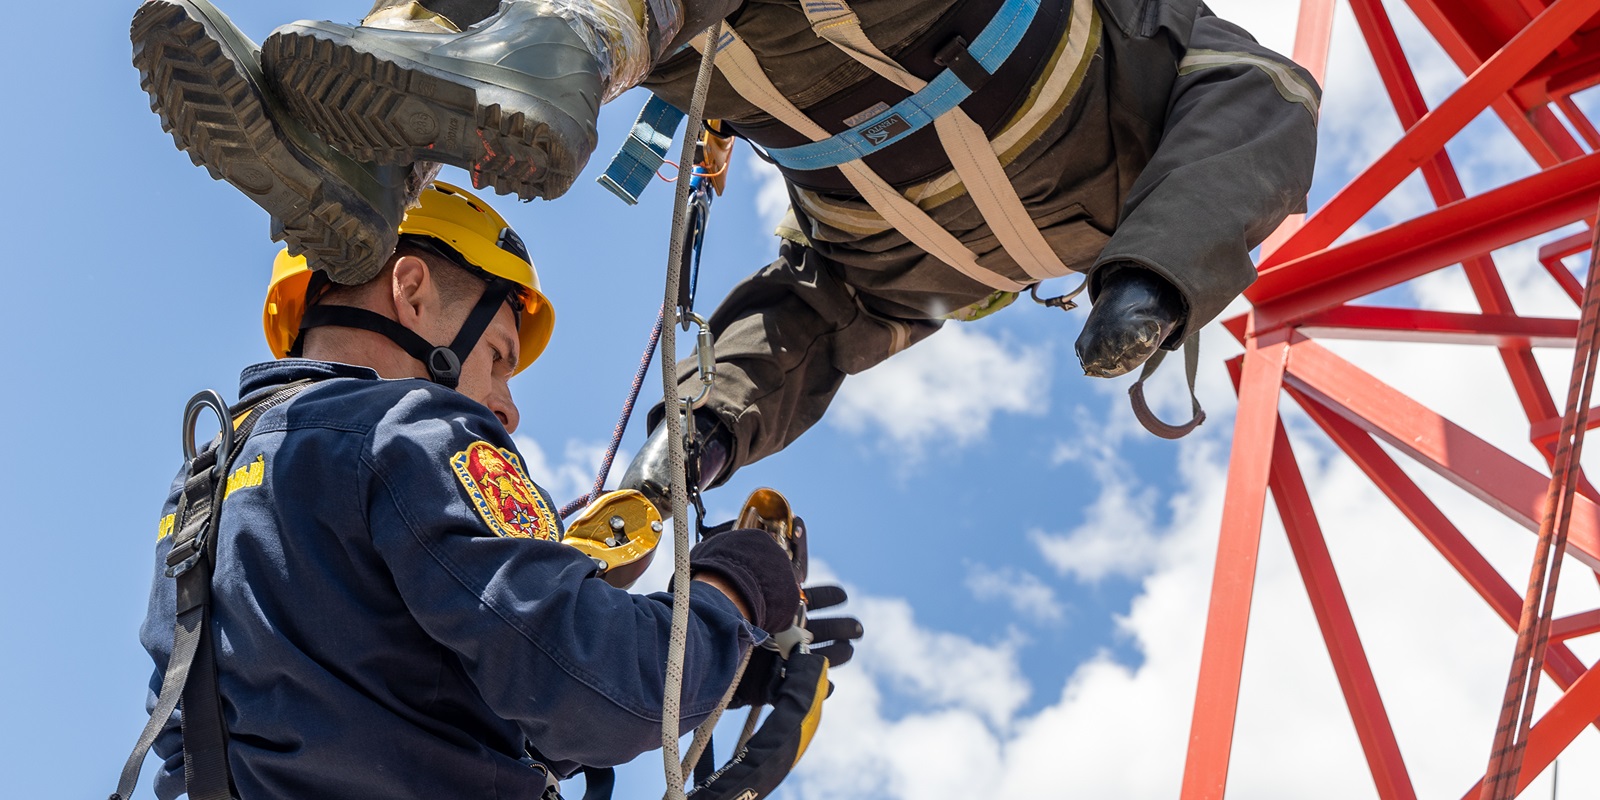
[795,0,1083,284]
[115,446,220,800]
[297,280,509,390]
[114,382,314,800]
[1128,335,1207,440]
[692,31,1026,293]
[770,0,1040,171]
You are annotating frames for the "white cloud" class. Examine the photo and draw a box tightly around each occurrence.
[964,562,1065,624]
[747,153,792,231]
[1032,433,1165,582]
[829,325,1051,458]
[777,387,1600,799]
[511,434,608,506]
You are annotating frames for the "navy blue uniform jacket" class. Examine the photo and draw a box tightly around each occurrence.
[139,360,757,799]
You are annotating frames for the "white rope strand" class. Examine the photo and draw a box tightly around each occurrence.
[660,23,722,800]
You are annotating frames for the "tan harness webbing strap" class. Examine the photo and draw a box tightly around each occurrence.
[694,32,1026,293]
[797,0,1081,282]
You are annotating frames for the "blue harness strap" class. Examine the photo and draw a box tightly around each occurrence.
[598,94,688,205]
[767,0,1040,173]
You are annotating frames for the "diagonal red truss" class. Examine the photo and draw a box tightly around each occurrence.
[1182,0,1600,796]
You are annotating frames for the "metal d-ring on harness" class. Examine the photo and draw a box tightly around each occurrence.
[113,380,313,800]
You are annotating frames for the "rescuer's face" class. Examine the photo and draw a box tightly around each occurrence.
[394,253,523,434]
[453,301,522,435]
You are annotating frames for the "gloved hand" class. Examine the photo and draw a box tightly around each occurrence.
[689,529,801,635]
[1075,264,1188,378]
[730,584,864,709]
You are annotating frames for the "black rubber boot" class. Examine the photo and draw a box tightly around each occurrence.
[131,0,412,284]
[1075,266,1188,379]
[261,0,604,201]
[620,414,733,520]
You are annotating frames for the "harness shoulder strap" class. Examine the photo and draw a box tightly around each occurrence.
[692,30,1026,293]
[113,380,314,800]
[796,0,1086,284]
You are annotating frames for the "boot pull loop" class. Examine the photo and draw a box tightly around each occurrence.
[1128,334,1206,440]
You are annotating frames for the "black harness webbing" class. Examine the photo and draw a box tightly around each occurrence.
[296,280,512,390]
[113,381,313,800]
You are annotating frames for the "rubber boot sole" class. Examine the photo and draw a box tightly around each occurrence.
[262,25,591,202]
[131,0,403,284]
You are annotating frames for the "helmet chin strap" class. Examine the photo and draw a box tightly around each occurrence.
[292,279,515,389]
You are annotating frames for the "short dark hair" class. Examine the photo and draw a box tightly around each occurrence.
[312,238,487,311]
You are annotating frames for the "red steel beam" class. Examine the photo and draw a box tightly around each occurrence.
[1551,609,1600,640]
[1458,659,1600,799]
[1280,338,1600,570]
[1261,0,1337,258]
[1247,151,1600,331]
[1179,328,1291,800]
[1540,229,1592,305]
[1402,0,1578,167]
[1557,94,1600,149]
[1288,383,1594,691]
[1350,0,1564,433]
[1530,405,1600,444]
[1294,306,1578,347]
[1266,0,1600,268]
[1268,420,1418,800]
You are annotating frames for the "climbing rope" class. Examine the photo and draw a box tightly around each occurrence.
[660,24,723,800]
[1480,216,1600,799]
[558,305,666,520]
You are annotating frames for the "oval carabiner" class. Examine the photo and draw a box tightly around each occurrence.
[681,311,717,409]
[182,390,233,466]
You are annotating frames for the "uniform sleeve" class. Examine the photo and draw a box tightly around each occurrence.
[137,471,191,800]
[360,385,757,768]
[1093,11,1320,343]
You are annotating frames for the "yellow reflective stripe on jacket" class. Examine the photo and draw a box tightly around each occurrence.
[1179,49,1320,119]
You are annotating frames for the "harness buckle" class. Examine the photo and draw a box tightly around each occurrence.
[934,36,993,90]
[426,347,463,387]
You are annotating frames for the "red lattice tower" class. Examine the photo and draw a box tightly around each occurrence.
[1183,0,1600,797]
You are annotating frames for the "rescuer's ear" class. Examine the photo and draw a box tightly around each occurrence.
[390,253,436,333]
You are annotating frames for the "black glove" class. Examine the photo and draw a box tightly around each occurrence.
[1076,264,1187,378]
[730,584,864,709]
[689,529,801,634]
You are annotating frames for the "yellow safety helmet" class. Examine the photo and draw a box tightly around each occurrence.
[263,182,554,377]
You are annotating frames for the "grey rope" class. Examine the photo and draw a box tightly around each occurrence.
[736,705,762,751]
[661,23,722,800]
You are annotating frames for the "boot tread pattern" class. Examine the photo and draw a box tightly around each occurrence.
[263,29,575,201]
[131,1,391,283]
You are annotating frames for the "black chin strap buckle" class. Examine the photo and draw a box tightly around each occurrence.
[427,347,463,388]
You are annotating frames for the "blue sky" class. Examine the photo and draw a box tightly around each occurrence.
[5,1,1600,798]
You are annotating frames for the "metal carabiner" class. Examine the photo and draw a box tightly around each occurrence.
[182,389,233,469]
[1030,275,1090,312]
[680,311,717,409]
